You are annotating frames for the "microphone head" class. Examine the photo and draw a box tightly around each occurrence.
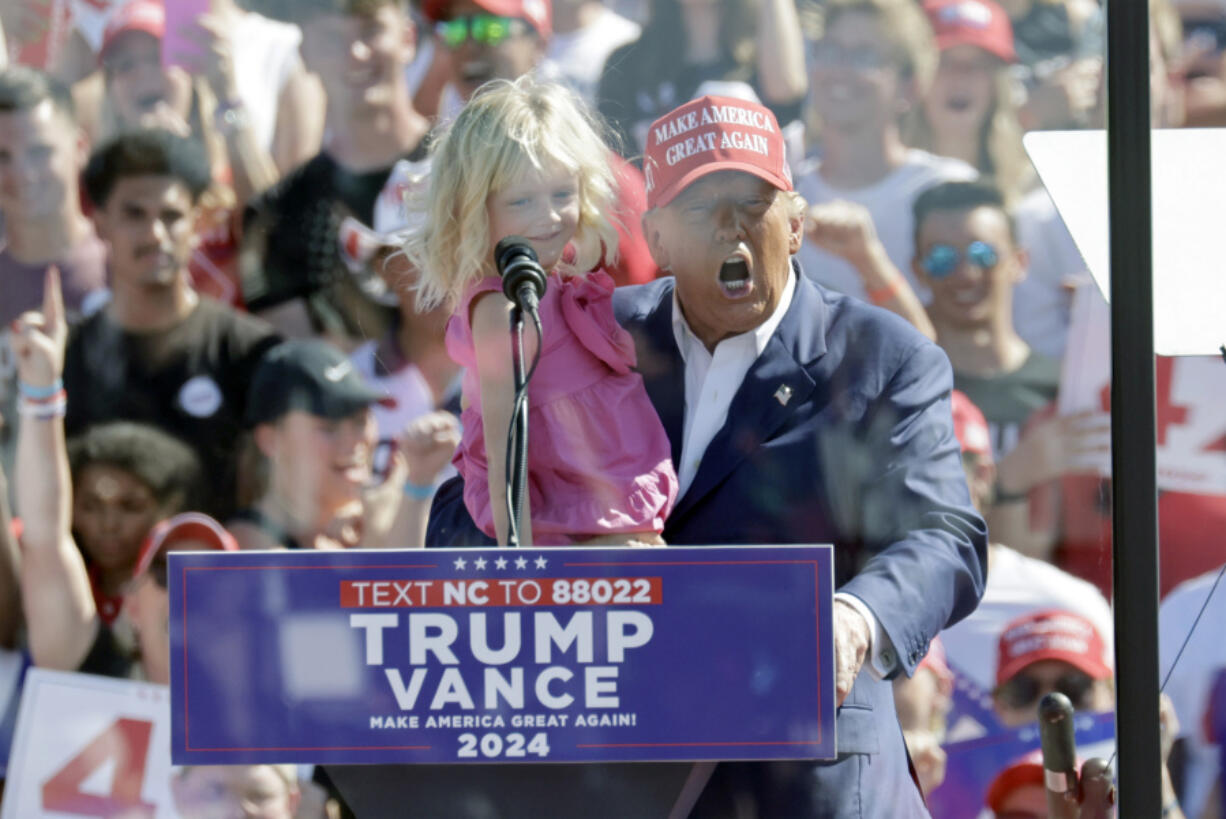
[494,236,538,271]
[1038,692,1078,774]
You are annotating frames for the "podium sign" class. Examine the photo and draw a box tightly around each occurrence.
[169,545,835,765]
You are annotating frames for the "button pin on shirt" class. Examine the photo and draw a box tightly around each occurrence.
[774,384,793,406]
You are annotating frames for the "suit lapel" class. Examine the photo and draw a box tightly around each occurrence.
[669,272,829,522]
[634,286,685,468]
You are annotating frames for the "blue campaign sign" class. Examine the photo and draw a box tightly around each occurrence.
[168,545,835,766]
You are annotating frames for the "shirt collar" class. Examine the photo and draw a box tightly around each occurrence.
[671,263,797,360]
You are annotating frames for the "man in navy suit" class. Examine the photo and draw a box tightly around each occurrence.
[429,94,987,817]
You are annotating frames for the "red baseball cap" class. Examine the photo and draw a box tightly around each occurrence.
[133,512,238,580]
[951,389,992,463]
[424,0,552,39]
[99,0,165,63]
[924,0,1016,63]
[985,748,1090,812]
[642,95,792,210]
[996,610,1112,686]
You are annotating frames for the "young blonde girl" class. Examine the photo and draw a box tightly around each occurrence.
[407,77,677,547]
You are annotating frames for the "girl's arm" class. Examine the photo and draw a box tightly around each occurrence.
[12,269,101,671]
[470,291,539,546]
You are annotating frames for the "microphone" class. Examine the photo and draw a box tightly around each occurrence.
[494,236,548,313]
[1039,692,1080,819]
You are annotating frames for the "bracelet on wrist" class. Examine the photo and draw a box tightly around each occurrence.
[18,379,63,400]
[215,101,251,135]
[866,278,903,306]
[993,481,1029,504]
[17,392,67,420]
[403,480,437,500]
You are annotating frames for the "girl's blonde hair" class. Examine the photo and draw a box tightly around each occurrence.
[406,77,620,311]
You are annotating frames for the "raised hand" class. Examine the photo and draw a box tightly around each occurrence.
[805,200,886,269]
[402,411,463,488]
[10,266,67,388]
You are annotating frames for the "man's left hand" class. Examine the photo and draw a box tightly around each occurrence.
[833,599,871,706]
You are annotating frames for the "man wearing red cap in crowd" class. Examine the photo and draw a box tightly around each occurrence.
[428,93,987,817]
[991,610,1113,728]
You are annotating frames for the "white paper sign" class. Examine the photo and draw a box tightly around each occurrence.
[1059,286,1226,496]
[0,669,178,819]
[1025,129,1226,357]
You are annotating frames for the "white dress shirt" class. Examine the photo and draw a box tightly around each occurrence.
[670,269,898,678]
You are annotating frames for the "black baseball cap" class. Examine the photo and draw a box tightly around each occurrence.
[245,339,395,427]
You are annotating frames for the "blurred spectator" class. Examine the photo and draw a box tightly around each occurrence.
[910,181,1083,557]
[987,616,1187,817]
[0,67,108,481]
[12,265,236,680]
[907,0,1095,362]
[894,637,955,794]
[232,338,451,550]
[422,0,657,285]
[335,182,464,549]
[64,129,281,520]
[991,609,1113,728]
[74,0,284,306]
[909,0,1031,200]
[241,0,430,344]
[982,748,1061,818]
[66,421,204,624]
[794,0,976,312]
[1152,0,1188,127]
[548,0,640,103]
[1160,565,1226,817]
[596,0,806,156]
[74,0,323,199]
[1173,0,1226,125]
[172,764,307,819]
[423,0,557,120]
[938,389,1112,692]
[338,212,463,456]
[999,0,1103,131]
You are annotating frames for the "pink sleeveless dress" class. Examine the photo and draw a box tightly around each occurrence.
[446,270,678,545]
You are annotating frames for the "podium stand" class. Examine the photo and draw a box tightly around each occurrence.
[324,761,713,818]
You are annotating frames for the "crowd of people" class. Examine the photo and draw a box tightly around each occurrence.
[0,0,1224,815]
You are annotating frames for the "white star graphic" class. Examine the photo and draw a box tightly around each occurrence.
[514,556,528,570]
[474,557,488,570]
[534,555,548,569]
[495,557,508,570]
[453,556,467,570]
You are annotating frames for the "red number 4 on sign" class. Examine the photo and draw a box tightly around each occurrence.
[41,718,156,818]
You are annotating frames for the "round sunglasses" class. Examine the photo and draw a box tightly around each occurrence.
[994,669,1096,712]
[919,240,999,278]
[436,14,530,48]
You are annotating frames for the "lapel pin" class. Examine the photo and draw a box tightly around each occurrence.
[774,384,793,406]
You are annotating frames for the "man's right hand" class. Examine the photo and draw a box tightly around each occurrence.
[10,267,67,388]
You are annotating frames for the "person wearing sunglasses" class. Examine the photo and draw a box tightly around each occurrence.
[991,609,1113,727]
[423,0,553,111]
[911,180,1067,560]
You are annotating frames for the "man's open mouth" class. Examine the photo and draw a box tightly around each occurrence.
[718,256,753,298]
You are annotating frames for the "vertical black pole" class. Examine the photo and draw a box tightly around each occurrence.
[1106,0,1161,813]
